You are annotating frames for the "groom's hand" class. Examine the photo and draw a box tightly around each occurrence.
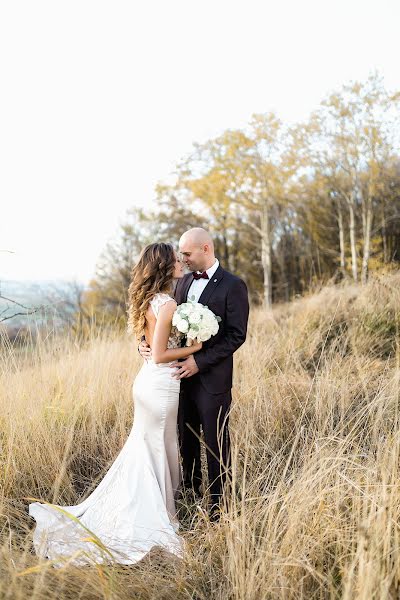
[170,356,199,379]
[138,340,152,359]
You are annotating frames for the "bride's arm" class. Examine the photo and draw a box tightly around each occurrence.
[152,300,202,364]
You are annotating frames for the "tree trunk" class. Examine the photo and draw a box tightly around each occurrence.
[361,201,373,285]
[261,201,272,309]
[232,207,240,272]
[348,201,358,282]
[221,214,229,267]
[381,206,388,263]
[337,203,346,275]
[276,235,289,303]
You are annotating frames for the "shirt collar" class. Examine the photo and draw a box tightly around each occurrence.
[196,258,219,279]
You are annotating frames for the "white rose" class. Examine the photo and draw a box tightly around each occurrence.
[202,316,213,328]
[178,318,189,333]
[179,304,191,315]
[199,329,211,342]
[190,311,202,324]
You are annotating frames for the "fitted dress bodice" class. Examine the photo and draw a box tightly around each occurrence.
[147,293,183,365]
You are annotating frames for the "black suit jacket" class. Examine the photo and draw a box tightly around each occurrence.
[174,265,249,394]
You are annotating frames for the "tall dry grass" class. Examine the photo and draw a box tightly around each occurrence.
[1,271,400,599]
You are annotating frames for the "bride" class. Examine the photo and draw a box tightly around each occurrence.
[28,242,203,567]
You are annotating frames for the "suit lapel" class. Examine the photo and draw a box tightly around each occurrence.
[198,265,224,306]
[179,273,194,303]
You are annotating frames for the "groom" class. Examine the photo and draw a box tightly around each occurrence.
[140,228,249,516]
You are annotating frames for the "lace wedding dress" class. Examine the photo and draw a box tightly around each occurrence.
[28,293,184,567]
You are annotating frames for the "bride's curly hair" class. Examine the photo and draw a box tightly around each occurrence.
[127,242,176,338]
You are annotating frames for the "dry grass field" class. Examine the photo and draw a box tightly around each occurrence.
[1,271,400,599]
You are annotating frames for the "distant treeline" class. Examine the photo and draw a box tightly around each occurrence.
[78,72,400,331]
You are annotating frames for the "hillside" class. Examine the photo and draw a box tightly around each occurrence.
[1,271,399,599]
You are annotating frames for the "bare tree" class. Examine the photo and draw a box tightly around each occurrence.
[43,279,88,329]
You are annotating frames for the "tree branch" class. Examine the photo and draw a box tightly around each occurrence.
[0,294,53,324]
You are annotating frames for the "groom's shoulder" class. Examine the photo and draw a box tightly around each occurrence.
[220,267,248,290]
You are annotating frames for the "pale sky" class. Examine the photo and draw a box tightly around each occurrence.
[1,0,399,285]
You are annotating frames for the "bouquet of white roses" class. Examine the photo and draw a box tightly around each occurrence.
[172,295,222,346]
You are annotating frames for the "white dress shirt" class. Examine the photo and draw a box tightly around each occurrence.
[187,259,220,303]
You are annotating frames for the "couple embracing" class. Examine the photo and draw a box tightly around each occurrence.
[28,227,249,567]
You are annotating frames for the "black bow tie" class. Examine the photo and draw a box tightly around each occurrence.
[192,271,209,280]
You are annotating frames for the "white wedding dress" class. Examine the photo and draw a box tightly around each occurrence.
[28,293,184,567]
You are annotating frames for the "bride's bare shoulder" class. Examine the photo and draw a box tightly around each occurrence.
[148,293,176,316]
[159,296,177,310]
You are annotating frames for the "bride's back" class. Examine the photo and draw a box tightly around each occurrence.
[144,292,175,349]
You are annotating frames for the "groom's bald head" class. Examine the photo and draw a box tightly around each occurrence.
[181,228,214,250]
[179,228,216,272]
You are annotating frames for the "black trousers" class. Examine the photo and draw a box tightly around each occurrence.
[178,374,232,508]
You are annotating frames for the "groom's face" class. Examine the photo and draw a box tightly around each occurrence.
[179,240,207,272]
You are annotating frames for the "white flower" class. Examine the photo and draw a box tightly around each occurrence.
[190,311,202,324]
[198,329,211,342]
[173,314,189,333]
[173,301,220,345]
[202,315,214,327]
[178,318,189,333]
